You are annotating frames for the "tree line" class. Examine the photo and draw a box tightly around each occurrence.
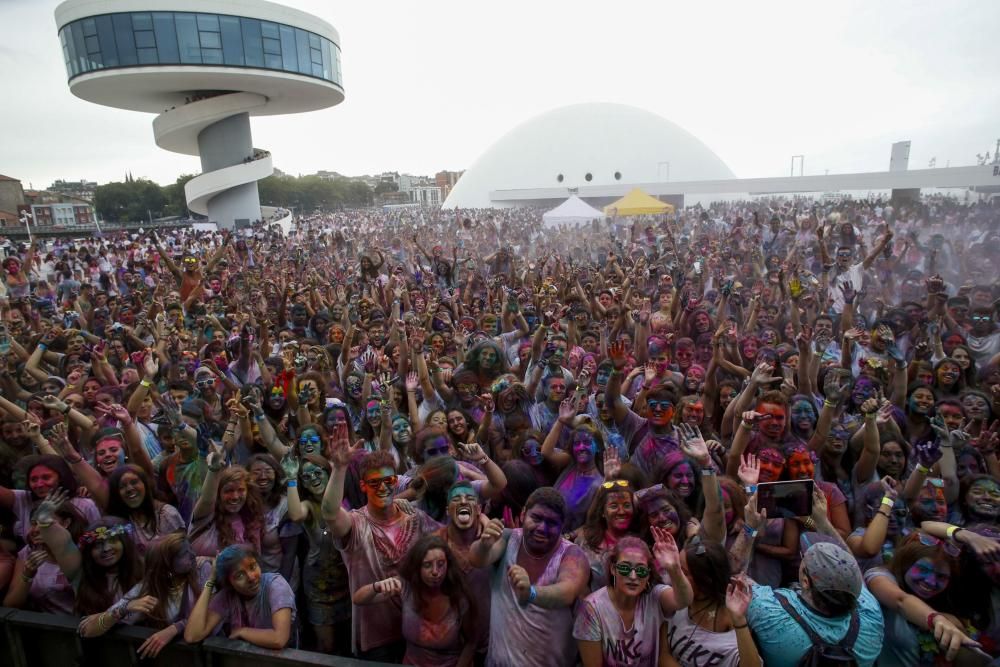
[93,173,374,223]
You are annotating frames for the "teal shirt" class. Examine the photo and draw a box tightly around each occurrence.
[746,583,884,667]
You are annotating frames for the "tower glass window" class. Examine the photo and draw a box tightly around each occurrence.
[58,11,343,87]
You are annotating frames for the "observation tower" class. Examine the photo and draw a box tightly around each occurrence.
[55,0,344,229]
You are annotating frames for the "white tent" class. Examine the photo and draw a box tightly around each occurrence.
[542,195,604,228]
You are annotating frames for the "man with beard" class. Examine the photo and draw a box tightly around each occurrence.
[605,339,682,479]
[322,441,440,661]
[470,487,589,667]
[435,480,491,659]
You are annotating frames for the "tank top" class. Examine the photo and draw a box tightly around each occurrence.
[486,529,578,667]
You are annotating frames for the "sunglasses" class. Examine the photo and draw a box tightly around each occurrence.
[647,400,673,411]
[363,475,397,490]
[425,445,451,458]
[972,316,991,322]
[925,477,945,489]
[915,532,961,558]
[614,562,651,578]
[602,480,630,490]
[299,434,321,445]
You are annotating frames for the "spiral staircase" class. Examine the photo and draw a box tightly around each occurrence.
[153,92,275,225]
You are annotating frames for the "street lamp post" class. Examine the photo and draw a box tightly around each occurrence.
[790,155,804,177]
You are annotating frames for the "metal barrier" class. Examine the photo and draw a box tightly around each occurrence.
[0,607,386,667]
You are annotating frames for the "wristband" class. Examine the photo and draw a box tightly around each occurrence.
[733,622,749,630]
[927,612,942,630]
[700,466,716,477]
[743,523,759,538]
[204,580,216,590]
[65,455,84,465]
[880,496,894,507]
[254,413,266,422]
[745,485,757,495]
[523,585,537,606]
[946,525,962,540]
[38,343,47,351]
[915,463,930,475]
[140,379,153,388]
[823,399,837,408]
[739,420,754,430]
[61,404,71,415]
[876,510,891,519]
[287,480,297,488]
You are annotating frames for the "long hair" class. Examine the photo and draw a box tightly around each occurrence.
[887,532,960,613]
[684,541,731,607]
[106,464,157,526]
[76,517,144,615]
[138,532,200,628]
[24,455,78,500]
[247,453,285,508]
[214,466,265,552]
[398,534,476,628]
[580,482,638,550]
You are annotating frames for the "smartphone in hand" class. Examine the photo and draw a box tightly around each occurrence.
[757,480,814,520]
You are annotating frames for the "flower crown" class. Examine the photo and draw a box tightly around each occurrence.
[78,523,132,549]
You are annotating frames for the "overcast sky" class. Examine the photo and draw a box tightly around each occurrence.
[2,0,999,189]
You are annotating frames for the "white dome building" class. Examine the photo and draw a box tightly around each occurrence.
[443,103,735,209]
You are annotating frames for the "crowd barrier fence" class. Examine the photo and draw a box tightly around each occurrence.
[0,606,386,667]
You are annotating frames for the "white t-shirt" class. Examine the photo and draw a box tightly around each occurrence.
[573,584,668,667]
[664,607,740,667]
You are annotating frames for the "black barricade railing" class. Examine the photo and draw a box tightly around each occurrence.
[0,607,387,667]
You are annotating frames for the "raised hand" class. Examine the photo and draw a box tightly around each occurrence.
[725,573,754,620]
[738,453,760,487]
[280,454,300,481]
[558,397,577,425]
[743,493,767,530]
[749,362,776,387]
[34,487,70,525]
[142,351,159,379]
[458,441,487,464]
[880,475,900,502]
[839,280,857,304]
[405,371,419,393]
[603,446,621,480]
[479,393,496,413]
[822,368,851,405]
[859,397,879,416]
[651,526,680,572]
[481,517,505,547]
[609,340,629,370]
[809,485,828,523]
[676,423,710,466]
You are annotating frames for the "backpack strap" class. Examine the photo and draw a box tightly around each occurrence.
[775,590,861,650]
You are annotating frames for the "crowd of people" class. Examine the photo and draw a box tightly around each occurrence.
[0,194,998,667]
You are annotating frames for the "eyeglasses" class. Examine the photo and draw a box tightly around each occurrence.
[915,531,961,557]
[300,470,325,483]
[614,562,651,578]
[602,480,630,490]
[425,445,451,458]
[647,400,673,411]
[363,475,397,490]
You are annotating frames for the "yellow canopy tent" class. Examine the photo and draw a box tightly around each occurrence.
[603,188,675,216]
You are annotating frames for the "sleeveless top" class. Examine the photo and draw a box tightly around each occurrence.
[486,529,578,667]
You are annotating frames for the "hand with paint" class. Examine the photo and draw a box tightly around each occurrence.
[603,447,621,481]
[651,526,680,573]
[738,453,760,487]
[508,565,532,605]
[676,423,710,466]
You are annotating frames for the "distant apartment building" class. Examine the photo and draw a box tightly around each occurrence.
[25,202,96,227]
[410,185,442,205]
[48,179,97,202]
[0,175,26,224]
[435,170,463,198]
